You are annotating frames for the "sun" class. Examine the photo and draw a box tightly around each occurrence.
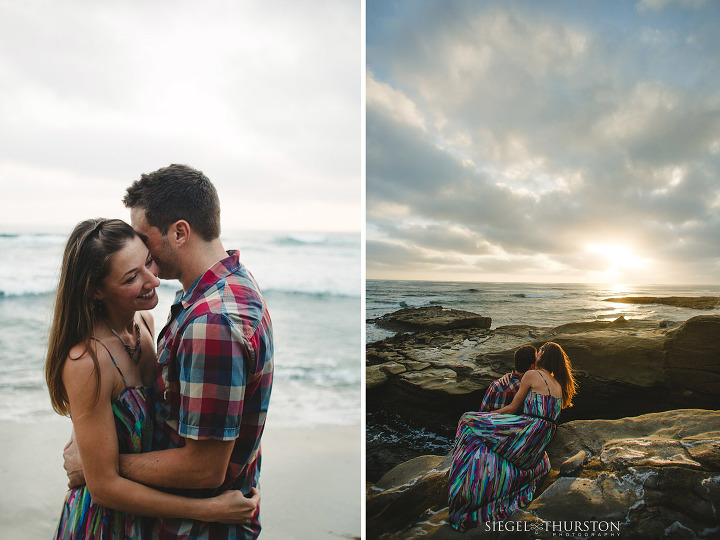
[586,243,647,282]
[588,244,644,267]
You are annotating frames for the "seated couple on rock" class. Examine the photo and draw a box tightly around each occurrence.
[448,342,577,531]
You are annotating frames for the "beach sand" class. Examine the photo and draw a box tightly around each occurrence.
[0,417,361,539]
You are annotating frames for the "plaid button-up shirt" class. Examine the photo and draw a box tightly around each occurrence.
[152,251,273,539]
[479,373,521,412]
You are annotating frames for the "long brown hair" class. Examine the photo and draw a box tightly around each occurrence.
[45,218,137,415]
[536,341,577,408]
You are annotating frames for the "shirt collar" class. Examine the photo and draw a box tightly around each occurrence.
[172,250,242,309]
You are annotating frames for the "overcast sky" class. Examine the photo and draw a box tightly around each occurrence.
[0,0,360,233]
[367,0,720,285]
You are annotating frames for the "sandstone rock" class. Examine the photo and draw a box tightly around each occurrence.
[374,454,450,491]
[402,360,431,371]
[367,409,720,539]
[525,409,720,539]
[367,454,451,539]
[398,368,481,395]
[366,365,388,388]
[381,362,407,375]
[367,348,407,366]
[525,475,638,522]
[371,306,492,333]
[604,296,720,310]
[600,438,702,469]
[367,313,720,490]
[368,313,720,450]
[558,449,586,475]
[664,315,720,399]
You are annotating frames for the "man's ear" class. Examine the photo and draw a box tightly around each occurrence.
[170,220,191,247]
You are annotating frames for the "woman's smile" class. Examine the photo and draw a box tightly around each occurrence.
[138,289,156,300]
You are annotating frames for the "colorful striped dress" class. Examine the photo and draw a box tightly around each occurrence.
[448,386,561,530]
[55,343,153,539]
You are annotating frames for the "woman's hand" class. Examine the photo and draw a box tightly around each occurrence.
[498,372,513,386]
[206,488,260,524]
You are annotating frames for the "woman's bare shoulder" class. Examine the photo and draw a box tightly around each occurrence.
[63,341,112,384]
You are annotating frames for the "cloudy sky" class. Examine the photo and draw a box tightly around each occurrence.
[367,0,720,285]
[0,0,360,233]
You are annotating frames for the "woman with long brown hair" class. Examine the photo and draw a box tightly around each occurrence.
[46,218,257,539]
[448,341,576,531]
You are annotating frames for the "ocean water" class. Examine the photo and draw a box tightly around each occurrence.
[367,280,720,343]
[0,230,361,427]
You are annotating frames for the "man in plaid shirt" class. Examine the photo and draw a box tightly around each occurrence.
[106,164,269,539]
[479,345,536,412]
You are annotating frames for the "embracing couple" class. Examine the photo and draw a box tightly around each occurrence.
[45,164,274,539]
[448,342,577,530]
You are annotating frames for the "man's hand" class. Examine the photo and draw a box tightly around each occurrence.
[210,488,260,524]
[63,431,86,488]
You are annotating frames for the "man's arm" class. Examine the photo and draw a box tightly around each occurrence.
[125,312,245,490]
[479,384,496,412]
[118,438,235,490]
[479,379,505,412]
[64,433,235,490]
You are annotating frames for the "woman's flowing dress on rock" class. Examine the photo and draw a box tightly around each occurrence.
[448,390,561,530]
[54,344,153,539]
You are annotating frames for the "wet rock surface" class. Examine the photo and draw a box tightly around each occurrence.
[603,296,720,310]
[367,310,720,480]
[367,409,720,539]
[370,306,492,333]
[367,308,720,537]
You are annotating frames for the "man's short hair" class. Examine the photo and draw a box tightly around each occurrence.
[123,164,221,241]
[514,345,537,373]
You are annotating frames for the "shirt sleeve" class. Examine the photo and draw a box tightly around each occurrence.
[479,383,496,412]
[175,313,250,441]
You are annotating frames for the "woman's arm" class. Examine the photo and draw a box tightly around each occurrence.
[63,349,256,524]
[494,371,535,414]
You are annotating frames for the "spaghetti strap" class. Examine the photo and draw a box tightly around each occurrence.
[139,312,152,336]
[535,369,551,395]
[91,338,128,387]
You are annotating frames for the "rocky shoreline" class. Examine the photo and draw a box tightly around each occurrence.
[366,304,720,538]
[603,296,720,310]
[367,409,720,539]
